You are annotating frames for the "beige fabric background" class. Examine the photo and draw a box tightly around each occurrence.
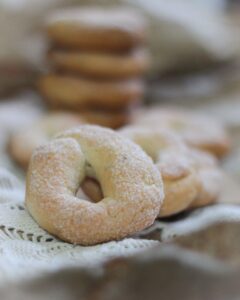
[0,0,239,95]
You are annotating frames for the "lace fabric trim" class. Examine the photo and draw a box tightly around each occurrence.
[0,168,159,283]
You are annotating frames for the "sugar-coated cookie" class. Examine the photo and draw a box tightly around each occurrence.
[25,125,164,245]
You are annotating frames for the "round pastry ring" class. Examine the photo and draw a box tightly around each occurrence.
[26,125,164,245]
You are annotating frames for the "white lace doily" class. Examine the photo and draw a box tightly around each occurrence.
[0,168,159,284]
[2,165,239,285]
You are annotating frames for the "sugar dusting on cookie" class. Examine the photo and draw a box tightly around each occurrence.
[26,125,164,245]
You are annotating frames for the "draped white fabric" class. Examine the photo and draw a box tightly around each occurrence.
[0,167,159,284]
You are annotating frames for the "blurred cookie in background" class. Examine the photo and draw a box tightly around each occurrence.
[46,7,147,51]
[39,6,150,130]
[48,48,150,79]
[134,106,231,158]
[38,74,143,110]
[0,64,36,97]
[8,107,133,169]
[77,108,134,129]
[8,112,83,169]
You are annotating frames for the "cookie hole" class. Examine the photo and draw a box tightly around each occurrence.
[76,177,103,203]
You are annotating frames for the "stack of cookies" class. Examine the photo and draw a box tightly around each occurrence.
[38,7,150,129]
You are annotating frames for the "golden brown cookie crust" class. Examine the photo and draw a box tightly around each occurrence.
[48,48,150,79]
[79,109,132,129]
[8,112,83,169]
[38,74,143,110]
[188,149,223,209]
[46,7,146,51]
[134,107,231,158]
[120,126,201,217]
[25,125,164,245]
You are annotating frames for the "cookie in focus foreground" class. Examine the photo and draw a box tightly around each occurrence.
[25,125,164,245]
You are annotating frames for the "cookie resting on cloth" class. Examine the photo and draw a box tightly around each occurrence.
[25,125,164,245]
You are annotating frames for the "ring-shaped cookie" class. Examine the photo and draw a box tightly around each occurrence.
[26,125,164,245]
[134,107,230,158]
